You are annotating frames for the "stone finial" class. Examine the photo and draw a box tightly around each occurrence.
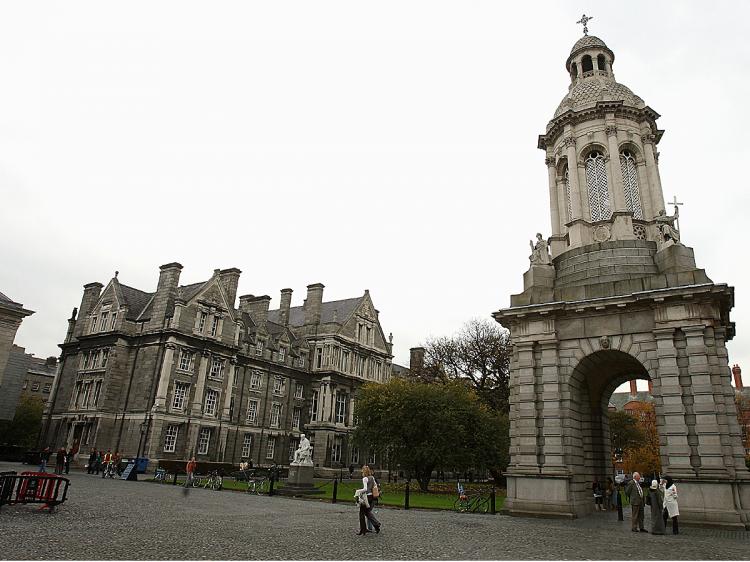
[576,14,593,35]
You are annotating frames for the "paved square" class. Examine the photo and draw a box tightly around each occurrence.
[1,463,748,560]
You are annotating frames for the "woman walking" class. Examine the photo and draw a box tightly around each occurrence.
[647,480,666,534]
[662,476,680,534]
[355,465,381,535]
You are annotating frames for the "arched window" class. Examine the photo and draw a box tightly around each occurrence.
[570,62,578,81]
[564,165,573,222]
[581,55,593,73]
[597,54,606,72]
[620,150,643,219]
[585,150,611,221]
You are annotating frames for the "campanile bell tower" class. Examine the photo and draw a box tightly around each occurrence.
[494,20,750,529]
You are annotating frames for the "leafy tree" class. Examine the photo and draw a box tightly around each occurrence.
[414,318,512,414]
[622,404,661,476]
[353,378,508,491]
[0,395,44,448]
[609,409,645,456]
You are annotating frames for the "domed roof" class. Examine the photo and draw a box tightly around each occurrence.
[570,35,608,55]
[553,79,645,118]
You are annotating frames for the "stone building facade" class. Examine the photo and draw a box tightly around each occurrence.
[0,291,34,421]
[42,264,393,473]
[494,31,750,528]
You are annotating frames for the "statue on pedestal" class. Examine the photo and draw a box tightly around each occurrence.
[529,233,552,265]
[291,434,313,466]
[655,209,680,247]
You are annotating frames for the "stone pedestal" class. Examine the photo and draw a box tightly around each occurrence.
[277,463,322,496]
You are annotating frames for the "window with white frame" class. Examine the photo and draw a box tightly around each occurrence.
[204,388,219,416]
[100,311,109,331]
[278,347,285,362]
[341,350,350,372]
[288,438,298,461]
[198,427,211,455]
[332,436,343,463]
[90,316,97,333]
[110,312,118,330]
[241,434,253,458]
[315,347,323,369]
[210,316,219,337]
[255,341,263,356]
[82,352,90,370]
[164,425,178,453]
[375,361,382,381]
[198,311,208,333]
[100,349,109,368]
[620,150,643,219]
[273,377,283,395]
[179,350,194,372]
[246,400,259,424]
[266,436,275,459]
[368,451,376,465]
[91,350,100,369]
[310,390,319,422]
[351,446,359,465]
[585,150,611,222]
[93,380,102,405]
[249,371,262,390]
[172,381,190,411]
[335,393,347,424]
[292,407,301,430]
[210,357,224,379]
[295,383,304,399]
[270,403,282,427]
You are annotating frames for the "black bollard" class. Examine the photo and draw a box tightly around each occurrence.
[269,473,275,497]
[617,487,624,521]
[404,481,410,510]
[332,478,338,504]
[173,472,178,486]
[490,488,496,515]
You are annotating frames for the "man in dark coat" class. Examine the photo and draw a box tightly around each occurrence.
[624,471,647,532]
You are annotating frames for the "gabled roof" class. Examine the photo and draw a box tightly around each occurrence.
[267,297,363,327]
[178,282,205,302]
[119,284,154,320]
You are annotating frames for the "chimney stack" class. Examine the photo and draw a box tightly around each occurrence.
[629,380,638,396]
[732,364,743,390]
[218,268,242,308]
[239,295,271,327]
[410,347,425,371]
[304,283,324,325]
[73,282,103,338]
[280,288,293,326]
[149,263,183,328]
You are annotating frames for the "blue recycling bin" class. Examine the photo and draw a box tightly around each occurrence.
[134,458,149,474]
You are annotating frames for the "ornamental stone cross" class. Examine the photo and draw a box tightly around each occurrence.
[670,195,683,231]
[576,14,593,35]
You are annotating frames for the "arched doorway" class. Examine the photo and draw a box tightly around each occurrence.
[567,350,655,511]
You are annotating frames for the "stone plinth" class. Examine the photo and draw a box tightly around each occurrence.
[277,463,322,496]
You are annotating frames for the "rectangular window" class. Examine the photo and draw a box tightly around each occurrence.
[357,323,363,342]
[241,434,253,458]
[43,383,52,394]
[368,451,376,465]
[246,400,258,424]
[100,349,109,368]
[315,347,323,369]
[366,326,372,345]
[179,350,194,372]
[270,403,282,427]
[210,357,224,379]
[198,311,208,333]
[332,436,342,463]
[255,341,263,356]
[164,425,179,453]
[204,389,219,416]
[90,316,97,333]
[229,396,235,420]
[110,312,118,330]
[295,383,304,399]
[342,351,350,373]
[91,350,100,369]
[297,355,305,368]
[273,377,283,395]
[249,372,262,390]
[310,390,319,422]
[335,393,347,424]
[92,380,102,405]
[376,361,382,381]
[210,316,219,337]
[288,438,298,461]
[100,311,109,331]
[292,407,301,430]
[351,447,359,465]
[278,347,285,362]
[32,382,40,392]
[266,436,275,460]
[172,382,189,411]
[81,352,90,370]
[198,428,211,455]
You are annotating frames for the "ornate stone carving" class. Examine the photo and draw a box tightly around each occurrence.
[291,434,313,466]
[529,233,552,265]
[600,336,610,349]
[593,224,611,242]
[562,136,576,149]
[545,156,556,167]
[655,209,681,248]
[605,125,618,136]
[642,133,655,144]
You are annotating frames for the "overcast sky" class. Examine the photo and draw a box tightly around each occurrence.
[2,1,749,394]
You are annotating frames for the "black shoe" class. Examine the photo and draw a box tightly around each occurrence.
[640,529,648,533]
[632,530,638,533]
[356,531,368,535]
[375,525,381,534]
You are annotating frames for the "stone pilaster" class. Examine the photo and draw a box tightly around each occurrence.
[546,156,561,236]
[538,340,566,474]
[508,341,540,474]
[191,352,210,416]
[642,134,665,215]
[153,342,176,411]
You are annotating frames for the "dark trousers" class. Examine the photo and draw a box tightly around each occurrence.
[663,510,679,534]
[358,499,380,533]
[631,502,645,531]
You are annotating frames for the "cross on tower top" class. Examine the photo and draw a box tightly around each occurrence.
[576,14,593,36]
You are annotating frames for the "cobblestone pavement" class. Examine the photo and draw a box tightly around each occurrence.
[1,463,748,560]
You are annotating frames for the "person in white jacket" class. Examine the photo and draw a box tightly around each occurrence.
[354,465,381,535]
[660,476,679,535]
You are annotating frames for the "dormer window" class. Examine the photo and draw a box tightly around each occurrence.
[255,341,263,356]
[99,311,109,331]
[110,312,118,330]
[90,316,97,333]
[198,311,208,333]
[279,347,285,362]
[210,316,219,337]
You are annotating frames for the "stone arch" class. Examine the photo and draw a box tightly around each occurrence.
[577,141,609,164]
[565,347,656,511]
[617,140,645,164]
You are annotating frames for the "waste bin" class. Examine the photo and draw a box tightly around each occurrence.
[134,458,149,474]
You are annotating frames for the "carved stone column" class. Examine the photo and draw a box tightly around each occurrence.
[507,341,540,474]
[642,134,666,215]
[546,156,561,236]
[191,352,210,416]
[153,343,176,411]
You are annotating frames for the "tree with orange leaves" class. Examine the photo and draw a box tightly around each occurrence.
[622,403,662,476]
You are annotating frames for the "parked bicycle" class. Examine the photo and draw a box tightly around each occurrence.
[454,482,491,513]
[193,470,223,491]
[246,475,269,495]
